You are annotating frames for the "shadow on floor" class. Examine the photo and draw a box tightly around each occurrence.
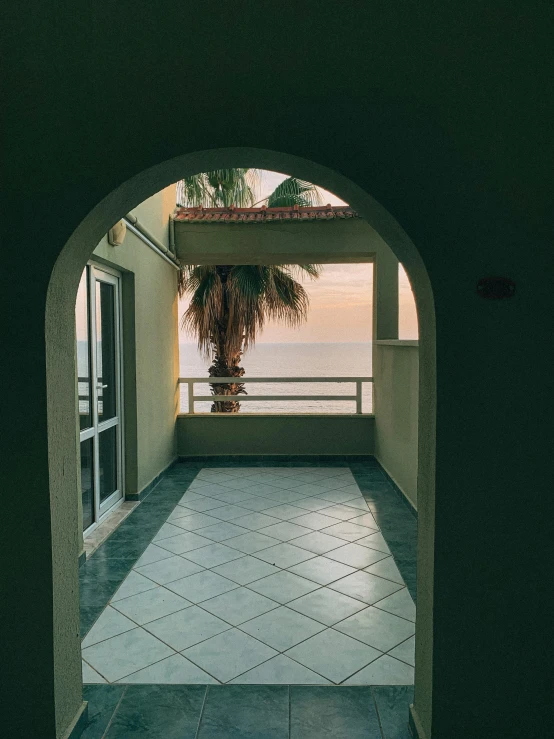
[82,683,414,738]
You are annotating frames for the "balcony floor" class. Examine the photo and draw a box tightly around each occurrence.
[80,458,417,736]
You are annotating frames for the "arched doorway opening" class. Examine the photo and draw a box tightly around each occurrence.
[46,148,435,736]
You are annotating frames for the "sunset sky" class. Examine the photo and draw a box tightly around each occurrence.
[178,170,418,342]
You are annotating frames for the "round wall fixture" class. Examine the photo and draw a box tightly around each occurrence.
[476,276,516,299]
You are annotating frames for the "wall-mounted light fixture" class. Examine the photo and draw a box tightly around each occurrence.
[108,219,126,246]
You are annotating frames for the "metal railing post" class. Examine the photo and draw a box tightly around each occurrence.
[188,380,195,414]
[356,380,362,414]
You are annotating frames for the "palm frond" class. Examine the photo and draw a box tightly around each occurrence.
[265,177,323,208]
[178,169,261,208]
[177,174,216,207]
[285,264,322,280]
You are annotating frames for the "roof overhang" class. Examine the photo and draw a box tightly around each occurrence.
[172,206,391,265]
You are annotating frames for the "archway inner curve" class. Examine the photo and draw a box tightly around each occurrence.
[46,147,436,734]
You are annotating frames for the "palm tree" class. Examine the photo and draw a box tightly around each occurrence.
[178,170,323,412]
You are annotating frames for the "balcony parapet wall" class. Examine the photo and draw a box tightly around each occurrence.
[176,414,374,457]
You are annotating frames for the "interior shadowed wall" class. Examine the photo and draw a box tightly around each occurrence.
[2,4,552,737]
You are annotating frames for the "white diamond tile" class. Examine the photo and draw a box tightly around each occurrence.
[295,497,340,512]
[291,531,346,555]
[230,654,330,684]
[116,653,218,684]
[195,521,251,542]
[365,556,405,584]
[174,496,225,513]
[239,606,325,651]
[133,544,174,568]
[346,512,379,529]
[317,489,364,504]
[200,587,278,625]
[247,570,320,603]
[181,542,245,568]
[111,571,158,602]
[82,606,136,648]
[344,655,414,685]
[287,556,357,586]
[317,504,360,521]
[287,511,340,530]
[212,556,280,585]
[288,587,366,626]
[183,629,277,683]
[285,629,381,684]
[321,521,375,542]
[325,543,389,569]
[153,522,186,542]
[144,604,230,651]
[255,543,316,569]
[329,571,403,605]
[231,512,282,530]
[237,496,283,512]
[373,588,416,622]
[82,628,174,683]
[356,532,391,553]
[155,531,214,555]
[223,531,281,554]
[258,521,313,541]
[171,512,222,531]
[111,586,191,625]
[262,504,308,520]
[165,570,238,603]
[334,606,415,651]
[135,555,204,585]
[388,636,415,666]
[206,504,252,521]
[82,660,107,683]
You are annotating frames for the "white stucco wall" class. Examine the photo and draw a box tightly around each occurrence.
[373,340,419,508]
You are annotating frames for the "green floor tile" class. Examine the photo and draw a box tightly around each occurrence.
[290,686,382,738]
[372,686,414,739]
[105,684,205,738]
[198,685,288,739]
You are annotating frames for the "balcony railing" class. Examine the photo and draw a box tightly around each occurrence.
[178,377,373,415]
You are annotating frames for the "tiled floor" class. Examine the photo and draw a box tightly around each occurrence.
[81,460,417,689]
[81,684,414,738]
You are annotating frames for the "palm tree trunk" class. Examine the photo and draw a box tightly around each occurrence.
[209,266,246,412]
[208,349,245,412]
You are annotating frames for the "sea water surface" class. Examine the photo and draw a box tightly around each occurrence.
[180,342,372,414]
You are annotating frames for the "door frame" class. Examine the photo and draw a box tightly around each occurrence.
[81,260,125,533]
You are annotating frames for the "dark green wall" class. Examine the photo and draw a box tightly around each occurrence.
[2,2,553,737]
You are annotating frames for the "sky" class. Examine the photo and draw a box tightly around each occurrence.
[178,170,418,342]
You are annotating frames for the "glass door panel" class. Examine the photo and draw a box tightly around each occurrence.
[76,270,92,431]
[99,425,118,504]
[80,438,94,530]
[77,264,123,532]
[96,281,117,423]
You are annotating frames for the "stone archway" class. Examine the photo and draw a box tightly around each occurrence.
[46,148,435,736]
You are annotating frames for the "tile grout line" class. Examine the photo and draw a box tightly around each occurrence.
[101,685,128,738]
[288,684,291,739]
[86,556,411,668]
[83,462,415,685]
[370,686,387,739]
[194,685,209,739]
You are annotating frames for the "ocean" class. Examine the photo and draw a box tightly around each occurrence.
[180,342,372,414]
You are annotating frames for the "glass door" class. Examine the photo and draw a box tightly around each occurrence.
[77,264,123,532]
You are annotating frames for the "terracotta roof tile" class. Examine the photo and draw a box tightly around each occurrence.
[173,205,359,224]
